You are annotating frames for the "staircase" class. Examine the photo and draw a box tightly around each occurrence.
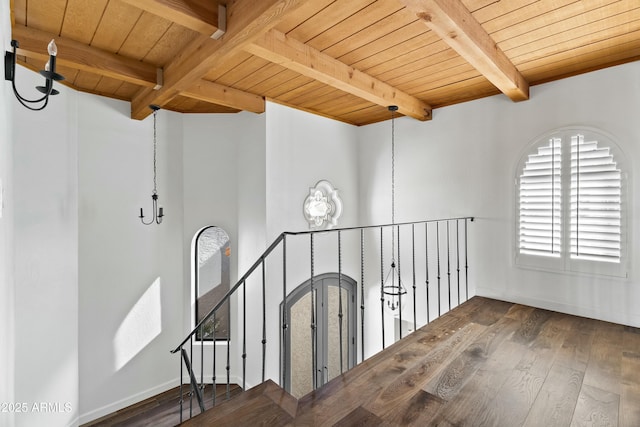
[172,217,474,424]
[180,380,297,426]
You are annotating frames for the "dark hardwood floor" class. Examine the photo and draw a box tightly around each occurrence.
[86,297,640,426]
[81,384,242,426]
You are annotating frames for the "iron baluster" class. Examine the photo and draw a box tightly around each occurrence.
[199,324,204,406]
[179,347,183,423]
[182,348,205,414]
[338,230,344,374]
[281,235,287,388]
[465,219,469,300]
[425,223,430,323]
[397,225,402,340]
[189,335,193,417]
[261,258,267,383]
[226,304,231,399]
[310,234,318,389]
[447,221,451,311]
[380,226,385,349]
[242,280,247,391]
[360,229,365,363]
[456,220,461,305]
[437,222,441,317]
[212,313,216,406]
[412,223,417,332]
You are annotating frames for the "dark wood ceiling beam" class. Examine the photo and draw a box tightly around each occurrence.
[181,80,265,113]
[246,29,432,121]
[12,25,160,88]
[130,0,314,120]
[119,0,226,38]
[399,0,529,102]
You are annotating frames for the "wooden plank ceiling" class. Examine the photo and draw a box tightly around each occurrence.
[9,0,640,125]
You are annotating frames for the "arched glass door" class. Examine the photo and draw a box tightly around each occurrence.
[283,273,356,398]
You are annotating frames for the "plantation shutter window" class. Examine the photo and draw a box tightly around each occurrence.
[516,128,626,276]
[570,135,621,263]
[519,138,562,257]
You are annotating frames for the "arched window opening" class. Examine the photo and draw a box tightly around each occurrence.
[192,226,230,341]
[516,128,627,277]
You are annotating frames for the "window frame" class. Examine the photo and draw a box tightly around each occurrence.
[191,225,231,341]
[515,127,629,278]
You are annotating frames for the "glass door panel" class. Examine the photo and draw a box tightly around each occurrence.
[290,291,313,398]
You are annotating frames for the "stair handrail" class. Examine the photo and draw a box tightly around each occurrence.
[171,216,474,354]
[171,232,286,354]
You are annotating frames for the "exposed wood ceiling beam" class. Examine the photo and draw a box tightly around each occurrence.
[399,0,529,102]
[130,0,314,120]
[246,29,432,121]
[119,0,226,38]
[181,80,265,113]
[9,0,15,27]
[12,25,160,88]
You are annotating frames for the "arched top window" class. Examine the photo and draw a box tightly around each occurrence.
[516,128,627,277]
[192,226,230,340]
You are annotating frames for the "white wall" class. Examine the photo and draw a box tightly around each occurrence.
[264,102,361,291]
[257,102,362,381]
[183,114,239,280]
[358,60,640,328]
[265,102,359,240]
[11,65,79,426]
[0,2,15,426]
[182,112,265,386]
[78,98,184,423]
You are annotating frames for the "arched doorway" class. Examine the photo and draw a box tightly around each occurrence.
[282,273,357,398]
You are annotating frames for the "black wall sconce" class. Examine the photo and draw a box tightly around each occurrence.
[5,39,65,111]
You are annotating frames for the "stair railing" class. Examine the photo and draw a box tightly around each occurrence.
[171,216,474,423]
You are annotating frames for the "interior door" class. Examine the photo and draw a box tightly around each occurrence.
[284,273,356,398]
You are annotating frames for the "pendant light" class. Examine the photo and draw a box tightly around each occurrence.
[382,105,406,311]
[139,105,164,225]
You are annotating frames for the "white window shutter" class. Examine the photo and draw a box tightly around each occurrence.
[570,135,621,263]
[519,138,562,257]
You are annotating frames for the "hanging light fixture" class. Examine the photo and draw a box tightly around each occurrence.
[382,105,406,311]
[4,39,65,111]
[139,105,164,225]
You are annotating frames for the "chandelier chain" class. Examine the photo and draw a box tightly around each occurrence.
[391,107,396,261]
[153,108,158,194]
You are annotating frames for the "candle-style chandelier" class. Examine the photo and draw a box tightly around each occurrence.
[382,105,407,311]
[139,105,164,225]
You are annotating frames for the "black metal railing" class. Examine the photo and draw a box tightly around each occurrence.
[171,216,474,423]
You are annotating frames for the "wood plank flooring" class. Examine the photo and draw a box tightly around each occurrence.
[86,297,640,426]
[81,384,242,426]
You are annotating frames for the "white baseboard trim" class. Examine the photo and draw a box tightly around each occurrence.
[79,375,253,425]
[476,287,640,328]
[78,378,177,426]
[66,415,80,427]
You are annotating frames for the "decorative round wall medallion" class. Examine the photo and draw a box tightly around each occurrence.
[303,180,343,229]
